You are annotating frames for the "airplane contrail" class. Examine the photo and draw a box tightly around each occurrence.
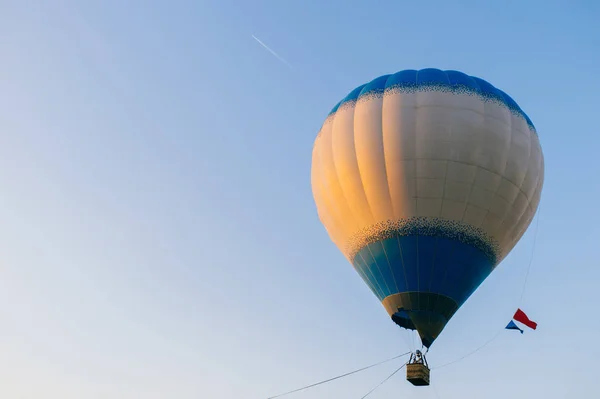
[252,34,293,69]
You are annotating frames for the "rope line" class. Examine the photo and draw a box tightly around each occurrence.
[519,201,542,303]
[266,352,410,399]
[359,361,408,399]
[432,329,502,370]
[432,381,442,398]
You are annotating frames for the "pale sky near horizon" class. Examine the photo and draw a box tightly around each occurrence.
[1,1,599,398]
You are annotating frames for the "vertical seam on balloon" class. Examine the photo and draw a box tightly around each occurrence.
[431,156,450,317]
[395,71,416,295]
[507,127,538,250]
[478,107,512,238]
[381,74,401,296]
[494,108,516,258]
[517,127,533,197]
[353,255,382,301]
[325,128,351,245]
[356,86,394,298]
[427,236,439,327]
[502,141,536,256]
[506,192,534,248]
[360,82,395,224]
[416,234,420,309]
[447,90,482,311]
[439,159,449,219]
[359,256,384,301]
[432,241,459,313]
[428,239,439,294]
[413,71,421,310]
[381,82,402,221]
[459,168,478,222]
[313,128,343,247]
[509,207,535,257]
[457,75,483,224]
[396,235,410,295]
[379,239,399,296]
[381,93,400,221]
[328,109,362,239]
[473,113,499,233]
[437,70,451,221]
[356,250,386,300]
[351,100,376,226]
[366,243,392,298]
[507,166,542,257]
[359,255,383,300]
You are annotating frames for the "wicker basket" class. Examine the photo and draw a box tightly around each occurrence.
[406,363,430,386]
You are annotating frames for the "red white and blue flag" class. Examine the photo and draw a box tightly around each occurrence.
[505,308,537,334]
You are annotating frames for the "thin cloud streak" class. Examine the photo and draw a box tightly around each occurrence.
[252,35,293,69]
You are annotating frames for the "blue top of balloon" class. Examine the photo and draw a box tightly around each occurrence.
[328,68,535,132]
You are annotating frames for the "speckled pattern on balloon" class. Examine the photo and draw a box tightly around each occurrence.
[356,89,385,104]
[315,99,357,142]
[346,217,500,265]
[383,83,535,132]
[321,69,537,135]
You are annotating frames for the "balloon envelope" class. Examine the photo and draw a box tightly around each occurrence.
[311,68,544,348]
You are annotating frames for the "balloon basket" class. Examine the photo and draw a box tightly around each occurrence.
[406,350,430,386]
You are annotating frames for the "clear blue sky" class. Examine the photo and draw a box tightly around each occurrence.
[1,1,599,398]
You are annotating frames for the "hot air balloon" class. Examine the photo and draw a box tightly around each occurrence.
[310,68,544,385]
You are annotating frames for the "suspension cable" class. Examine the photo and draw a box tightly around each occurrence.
[432,329,502,370]
[359,361,408,399]
[519,201,542,303]
[266,352,411,399]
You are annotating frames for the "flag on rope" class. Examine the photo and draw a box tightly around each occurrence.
[505,308,537,333]
[505,320,523,334]
[513,308,537,330]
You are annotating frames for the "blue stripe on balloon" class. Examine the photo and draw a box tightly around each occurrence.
[358,74,390,99]
[353,252,385,300]
[329,84,367,115]
[398,236,419,292]
[359,241,395,298]
[352,234,494,307]
[347,217,498,266]
[327,68,535,132]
